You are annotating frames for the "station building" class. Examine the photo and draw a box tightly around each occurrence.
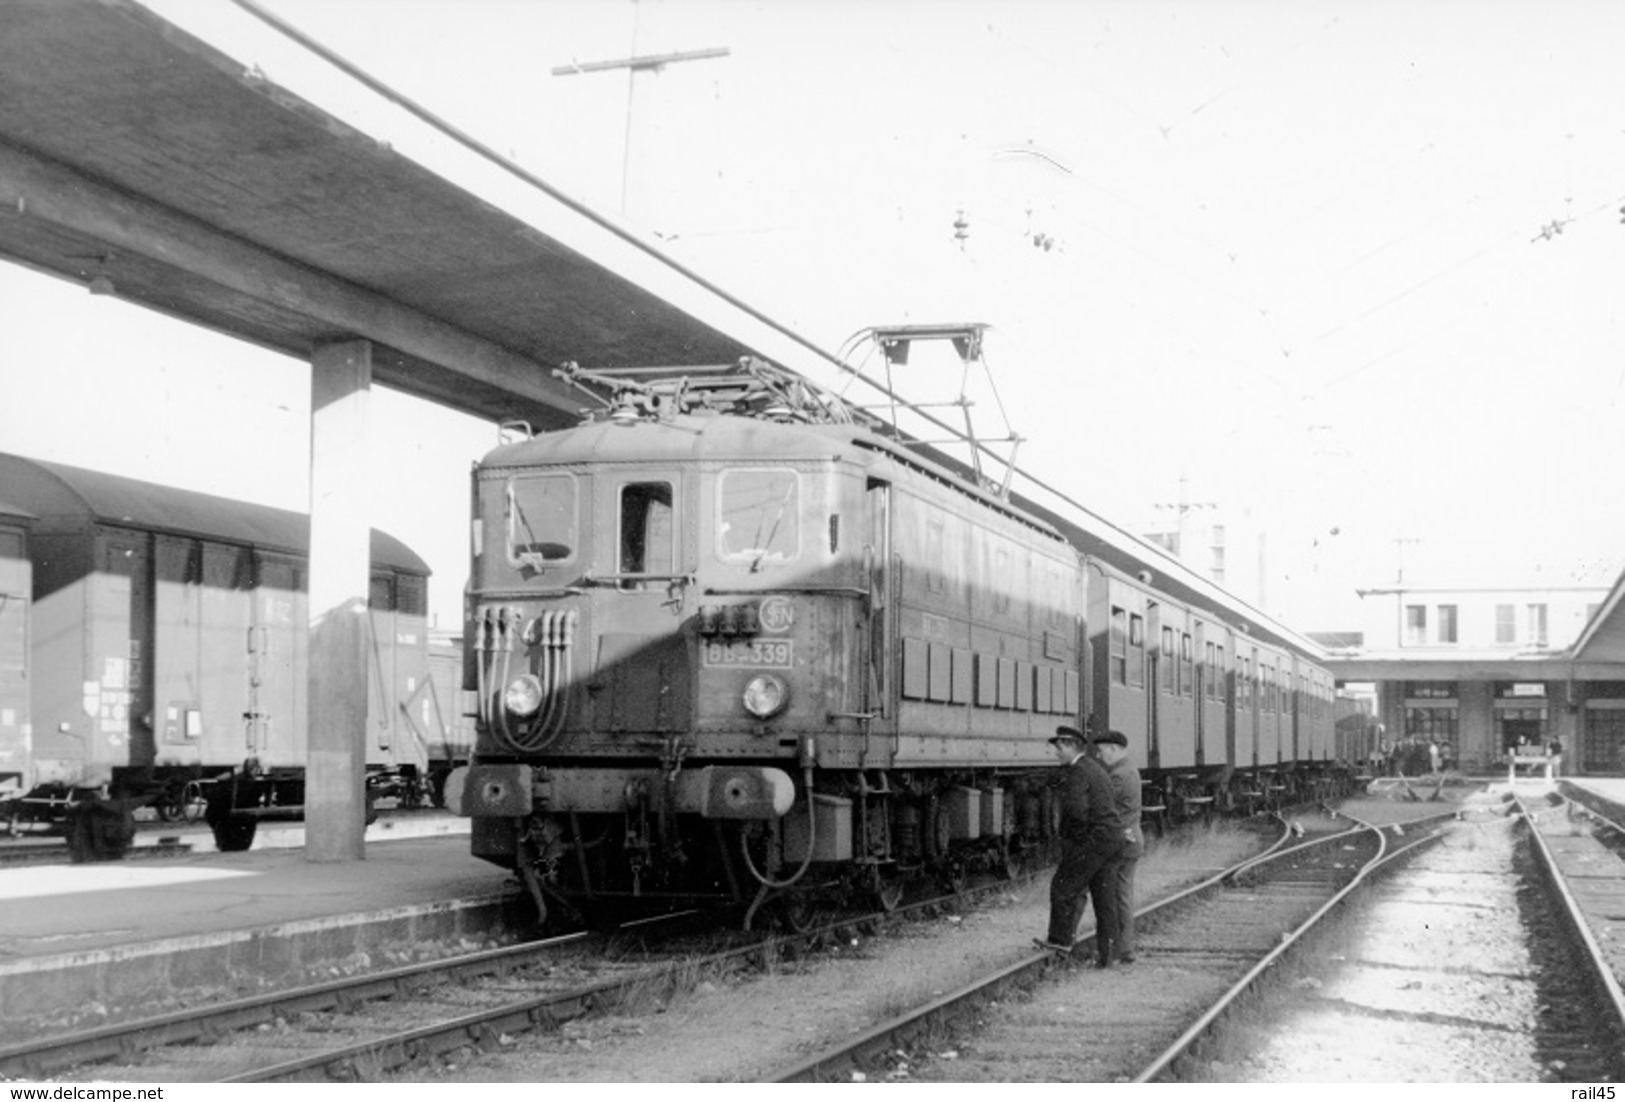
[1321,573,1625,776]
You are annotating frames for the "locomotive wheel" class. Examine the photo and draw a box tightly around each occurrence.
[777,892,821,934]
[923,796,952,860]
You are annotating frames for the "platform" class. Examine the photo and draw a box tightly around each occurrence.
[0,824,525,1044]
[1560,776,1625,820]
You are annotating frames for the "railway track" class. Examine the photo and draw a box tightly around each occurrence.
[762,808,1459,1082]
[0,863,1036,1083]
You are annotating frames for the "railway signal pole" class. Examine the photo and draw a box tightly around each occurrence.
[552,2,728,226]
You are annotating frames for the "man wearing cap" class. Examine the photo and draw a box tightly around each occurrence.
[1039,724,1125,965]
[1090,729,1143,964]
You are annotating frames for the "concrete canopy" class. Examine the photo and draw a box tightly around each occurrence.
[0,0,839,431]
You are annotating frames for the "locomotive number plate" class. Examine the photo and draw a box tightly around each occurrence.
[704,640,794,668]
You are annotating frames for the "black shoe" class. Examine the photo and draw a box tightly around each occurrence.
[1095,957,1112,969]
[1117,953,1136,965]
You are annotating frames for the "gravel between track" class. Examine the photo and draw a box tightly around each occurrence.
[401,789,1471,1083]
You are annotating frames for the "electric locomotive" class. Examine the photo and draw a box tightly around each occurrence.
[446,351,1342,928]
[447,359,1069,928]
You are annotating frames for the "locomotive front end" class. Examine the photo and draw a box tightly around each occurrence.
[448,400,872,926]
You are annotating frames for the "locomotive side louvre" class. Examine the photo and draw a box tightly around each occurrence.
[888,464,1081,766]
[0,507,30,799]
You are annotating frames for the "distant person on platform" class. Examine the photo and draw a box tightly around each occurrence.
[1091,728,1143,965]
[1548,738,1563,778]
[1039,724,1126,966]
[1428,740,1441,774]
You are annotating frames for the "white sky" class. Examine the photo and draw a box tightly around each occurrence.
[4,0,1625,632]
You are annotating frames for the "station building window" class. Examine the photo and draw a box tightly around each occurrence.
[1405,604,1426,645]
[1495,603,1516,644]
[1527,603,1548,647]
[1437,604,1457,644]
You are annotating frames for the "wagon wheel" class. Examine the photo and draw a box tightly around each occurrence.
[211,814,257,853]
[158,780,208,824]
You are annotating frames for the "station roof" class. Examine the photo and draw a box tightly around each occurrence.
[0,0,843,431]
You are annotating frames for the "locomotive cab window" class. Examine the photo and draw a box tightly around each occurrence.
[718,469,800,568]
[504,474,577,568]
[619,481,674,588]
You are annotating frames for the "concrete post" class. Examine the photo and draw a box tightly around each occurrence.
[306,340,373,861]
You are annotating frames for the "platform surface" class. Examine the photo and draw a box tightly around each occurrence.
[0,820,502,964]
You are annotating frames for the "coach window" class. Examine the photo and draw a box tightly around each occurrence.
[1181,634,1193,697]
[719,469,799,569]
[1128,613,1145,687]
[619,481,674,588]
[1159,627,1173,692]
[503,474,577,569]
[1215,645,1226,701]
[1110,607,1127,684]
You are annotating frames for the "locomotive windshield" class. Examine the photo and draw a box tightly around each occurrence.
[718,469,799,568]
[504,474,577,568]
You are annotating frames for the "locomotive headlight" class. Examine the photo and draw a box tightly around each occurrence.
[503,674,545,717]
[742,674,788,719]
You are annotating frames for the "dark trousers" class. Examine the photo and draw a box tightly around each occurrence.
[1047,838,1123,958]
[1110,850,1140,959]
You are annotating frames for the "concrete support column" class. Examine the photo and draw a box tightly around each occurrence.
[306,340,373,862]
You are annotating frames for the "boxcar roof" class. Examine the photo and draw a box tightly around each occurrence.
[0,454,427,575]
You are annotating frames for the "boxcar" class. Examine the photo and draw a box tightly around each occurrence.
[0,453,434,852]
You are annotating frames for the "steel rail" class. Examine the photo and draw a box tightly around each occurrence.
[761,816,1340,1083]
[0,930,590,1079]
[1514,793,1625,1041]
[765,809,1459,1084]
[0,862,1021,1081]
[1132,813,1459,1081]
[226,871,1036,1083]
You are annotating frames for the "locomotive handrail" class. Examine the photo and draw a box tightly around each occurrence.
[580,571,696,586]
[703,585,868,598]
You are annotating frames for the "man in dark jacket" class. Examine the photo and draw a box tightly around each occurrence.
[1091,728,1143,964]
[1039,724,1126,965]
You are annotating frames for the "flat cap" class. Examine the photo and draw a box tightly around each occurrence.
[1049,724,1087,745]
[1091,729,1128,747]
